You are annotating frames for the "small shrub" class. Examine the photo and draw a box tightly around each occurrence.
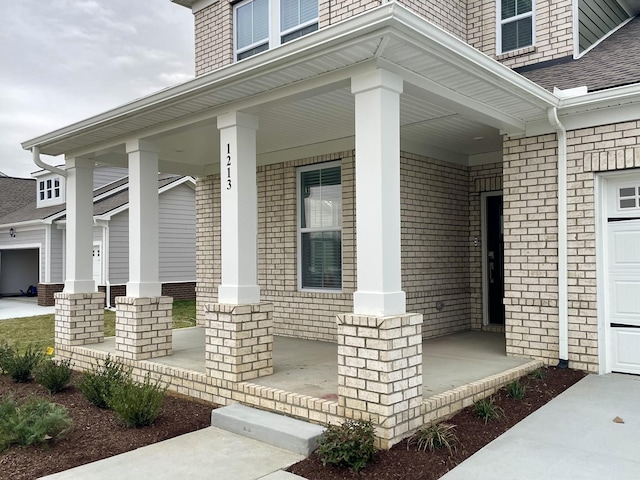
[506,379,527,400]
[77,355,131,409]
[0,342,13,374]
[0,397,72,452]
[529,367,547,380]
[407,422,457,452]
[109,373,167,427]
[34,358,73,393]
[474,396,504,423]
[316,419,376,473]
[1,344,45,383]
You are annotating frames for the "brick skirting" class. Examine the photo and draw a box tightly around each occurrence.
[38,283,64,306]
[99,282,195,307]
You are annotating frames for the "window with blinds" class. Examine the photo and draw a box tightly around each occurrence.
[498,0,534,54]
[234,0,318,61]
[298,162,342,291]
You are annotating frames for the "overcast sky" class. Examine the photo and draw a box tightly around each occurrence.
[0,0,194,178]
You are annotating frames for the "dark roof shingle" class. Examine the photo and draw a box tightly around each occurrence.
[517,16,640,92]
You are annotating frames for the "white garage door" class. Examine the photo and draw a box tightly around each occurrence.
[606,178,640,374]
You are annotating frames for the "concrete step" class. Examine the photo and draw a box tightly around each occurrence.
[211,404,325,456]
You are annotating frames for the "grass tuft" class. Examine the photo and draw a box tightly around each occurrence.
[474,396,504,423]
[407,422,457,452]
[506,379,527,400]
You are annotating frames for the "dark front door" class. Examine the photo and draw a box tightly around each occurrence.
[486,195,505,325]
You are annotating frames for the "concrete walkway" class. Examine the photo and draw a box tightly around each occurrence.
[442,373,640,480]
[0,296,54,320]
[41,427,306,480]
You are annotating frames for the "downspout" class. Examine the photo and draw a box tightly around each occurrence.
[32,146,67,178]
[548,106,569,368]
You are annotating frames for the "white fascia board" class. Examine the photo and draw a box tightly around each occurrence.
[22,3,558,156]
[0,220,46,230]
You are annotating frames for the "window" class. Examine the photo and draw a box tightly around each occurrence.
[498,0,534,53]
[298,162,342,290]
[39,178,61,201]
[619,186,640,210]
[234,0,318,61]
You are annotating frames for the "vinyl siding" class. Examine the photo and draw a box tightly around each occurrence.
[578,0,629,52]
[93,167,128,190]
[50,226,64,282]
[108,212,129,284]
[159,183,196,282]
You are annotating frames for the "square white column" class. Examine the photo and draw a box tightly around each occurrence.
[351,68,406,316]
[64,156,95,293]
[217,111,260,305]
[126,139,161,298]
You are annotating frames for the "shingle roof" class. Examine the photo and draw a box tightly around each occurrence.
[0,177,36,218]
[0,175,184,226]
[517,16,640,92]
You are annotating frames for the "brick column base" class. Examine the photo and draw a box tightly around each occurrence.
[54,292,105,346]
[115,296,173,360]
[205,303,273,382]
[337,312,423,449]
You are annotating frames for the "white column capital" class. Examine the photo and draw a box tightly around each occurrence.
[125,138,159,154]
[351,68,403,96]
[217,111,259,131]
[63,156,94,170]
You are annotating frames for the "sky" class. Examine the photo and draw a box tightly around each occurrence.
[0,0,195,178]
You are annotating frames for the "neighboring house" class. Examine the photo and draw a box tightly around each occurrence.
[0,166,196,306]
[20,0,640,447]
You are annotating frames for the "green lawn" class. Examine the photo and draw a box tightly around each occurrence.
[0,300,197,352]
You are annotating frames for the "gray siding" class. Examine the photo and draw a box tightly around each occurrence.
[50,226,64,282]
[108,212,129,284]
[579,0,629,52]
[159,183,196,282]
[93,167,128,189]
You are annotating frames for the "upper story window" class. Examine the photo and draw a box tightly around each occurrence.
[235,0,318,61]
[298,162,342,291]
[498,0,534,54]
[39,178,60,201]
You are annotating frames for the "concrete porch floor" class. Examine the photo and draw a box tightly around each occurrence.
[89,328,530,399]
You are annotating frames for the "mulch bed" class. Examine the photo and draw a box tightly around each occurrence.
[0,372,214,480]
[0,366,587,480]
[288,366,587,479]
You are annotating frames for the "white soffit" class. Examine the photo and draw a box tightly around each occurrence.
[22,4,557,159]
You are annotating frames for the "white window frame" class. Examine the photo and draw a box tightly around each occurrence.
[496,0,536,55]
[297,161,343,293]
[38,177,61,202]
[233,0,318,61]
[616,183,640,211]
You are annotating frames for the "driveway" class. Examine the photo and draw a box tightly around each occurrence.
[0,297,55,320]
[441,373,640,480]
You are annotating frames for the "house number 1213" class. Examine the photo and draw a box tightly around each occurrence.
[226,143,232,190]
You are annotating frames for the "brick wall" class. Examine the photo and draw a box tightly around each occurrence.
[469,162,503,330]
[397,0,466,40]
[468,0,574,69]
[503,133,560,364]
[401,153,471,338]
[197,150,475,342]
[98,282,195,307]
[194,1,234,76]
[565,122,640,372]
[503,122,640,372]
[38,283,64,306]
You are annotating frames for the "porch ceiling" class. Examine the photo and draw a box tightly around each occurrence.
[22,3,557,176]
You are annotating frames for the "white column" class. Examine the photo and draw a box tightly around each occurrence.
[351,69,406,316]
[217,111,260,305]
[126,139,161,298]
[64,157,95,293]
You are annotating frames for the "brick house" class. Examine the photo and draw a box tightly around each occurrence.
[21,0,640,447]
[0,167,196,306]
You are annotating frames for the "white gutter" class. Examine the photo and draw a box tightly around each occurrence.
[32,146,67,177]
[548,106,569,368]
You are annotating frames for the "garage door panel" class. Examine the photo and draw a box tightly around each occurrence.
[610,226,640,267]
[609,278,640,326]
[612,329,640,375]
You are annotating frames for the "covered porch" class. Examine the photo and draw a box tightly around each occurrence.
[24,4,558,448]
